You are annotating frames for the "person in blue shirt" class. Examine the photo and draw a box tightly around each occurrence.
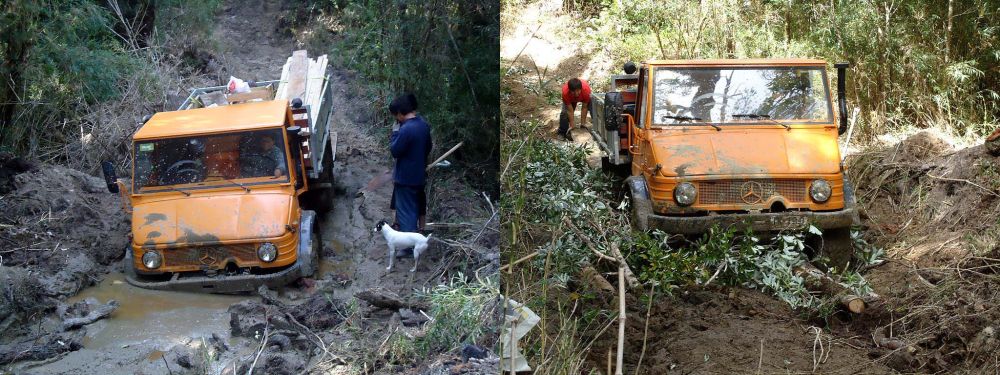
[389,93,432,237]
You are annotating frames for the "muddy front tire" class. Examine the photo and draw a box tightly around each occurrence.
[812,227,854,272]
[626,176,652,231]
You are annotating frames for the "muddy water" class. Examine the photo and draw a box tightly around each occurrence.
[66,272,248,350]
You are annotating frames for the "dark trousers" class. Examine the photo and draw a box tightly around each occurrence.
[393,184,421,232]
[558,105,572,134]
[558,103,595,134]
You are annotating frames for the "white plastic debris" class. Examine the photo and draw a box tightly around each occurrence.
[227,76,251,93]
[501,298,539,372]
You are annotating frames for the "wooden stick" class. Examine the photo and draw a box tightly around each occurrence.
[616,265,625,375]
[426,141,464,171]
[561,217,618,263]
[499,251,539,273]
[926,173,1000,197]
[633,284,654,375]
[607,348,613,375]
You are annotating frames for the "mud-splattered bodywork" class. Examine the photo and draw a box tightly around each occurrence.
[625,59,856,232]
[122,100,318,292]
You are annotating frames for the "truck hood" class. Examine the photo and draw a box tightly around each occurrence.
[649,128,841,177]
[132,193,292,247]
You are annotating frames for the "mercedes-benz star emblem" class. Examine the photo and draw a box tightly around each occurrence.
[740,181,764,204]
[199,250,217,265]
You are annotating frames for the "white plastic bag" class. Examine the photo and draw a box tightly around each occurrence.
[227,76,251,93]
[501,298,540,372]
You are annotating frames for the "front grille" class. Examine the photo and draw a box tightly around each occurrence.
[162,244,257,268]
[698,179,806,205]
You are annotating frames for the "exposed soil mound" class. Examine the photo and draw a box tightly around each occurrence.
[0,164,130,328]
[841,131,1000,373]
[850,130,1000,263]
[585,286,893,374]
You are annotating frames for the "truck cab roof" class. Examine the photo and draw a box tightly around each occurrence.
[645,58,827,67]
[134,100,289,140]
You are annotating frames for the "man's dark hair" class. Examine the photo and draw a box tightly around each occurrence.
[568,78,583,91]
[389,93,418,115]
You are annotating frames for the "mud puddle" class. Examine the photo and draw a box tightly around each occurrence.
[65,272,248,350]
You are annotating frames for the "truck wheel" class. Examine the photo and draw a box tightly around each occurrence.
[123,248,137,279]
[298,226,322,278]
[812,227,854,272]
[626,176,652,231]
[308,229,321,277]
[302,188,333,214]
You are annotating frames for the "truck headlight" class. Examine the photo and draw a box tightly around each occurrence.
[257,242,277,262]
[673,182,697,206]
[142,250,162,269]
[810,179,832,203]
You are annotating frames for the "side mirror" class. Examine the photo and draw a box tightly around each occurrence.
[101,161,119,194]
[834,62,850,135]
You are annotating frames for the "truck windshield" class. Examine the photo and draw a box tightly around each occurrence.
[133,129,290,193]
[652,67,832,126]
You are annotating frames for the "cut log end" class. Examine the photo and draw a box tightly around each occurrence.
[840,295,866,314]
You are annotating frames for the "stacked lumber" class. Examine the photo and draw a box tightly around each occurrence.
[276,50,328,116]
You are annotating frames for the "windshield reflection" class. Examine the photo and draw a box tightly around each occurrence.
[653,67,832,125]
[134,129,289,192]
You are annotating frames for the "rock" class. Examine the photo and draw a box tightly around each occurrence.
[399,308,429,327]
[208,333,229,353]
[228,300,288,338]
[269,333,292,351]
[461,344,490,362]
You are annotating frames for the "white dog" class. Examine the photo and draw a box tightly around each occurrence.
[373,220,431,272]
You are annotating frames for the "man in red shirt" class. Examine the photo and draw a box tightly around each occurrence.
[558,78,591,141]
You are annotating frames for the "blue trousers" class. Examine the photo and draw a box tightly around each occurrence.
[394,184,421,232]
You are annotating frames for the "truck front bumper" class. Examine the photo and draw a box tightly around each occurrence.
[646,207,857,234]
[125,261,303,294]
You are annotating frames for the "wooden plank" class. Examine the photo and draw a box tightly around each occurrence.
[275,56,292,100]
[279,50,309,101]
[226,86,273,104]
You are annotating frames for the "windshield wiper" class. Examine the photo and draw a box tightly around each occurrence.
[222,178,251,193]
[732,113,790,130]
[662,115,721,131]
[161,185,191,196]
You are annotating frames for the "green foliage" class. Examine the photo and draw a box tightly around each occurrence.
[326,0,501,192]
[0,0,221,163]
[417,274,498,355]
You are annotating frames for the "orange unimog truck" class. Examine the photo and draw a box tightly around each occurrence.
[590,59,859,267]
[100,77,335,293]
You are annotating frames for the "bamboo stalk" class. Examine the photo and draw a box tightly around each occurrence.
[616,265,625,375]
[499,251,539,273]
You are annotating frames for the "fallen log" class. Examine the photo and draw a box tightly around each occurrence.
[0,331,84,365]
[62,300,119,330]
[579,265,615,294]
[793,263,866,313]
[355,288,429,311]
